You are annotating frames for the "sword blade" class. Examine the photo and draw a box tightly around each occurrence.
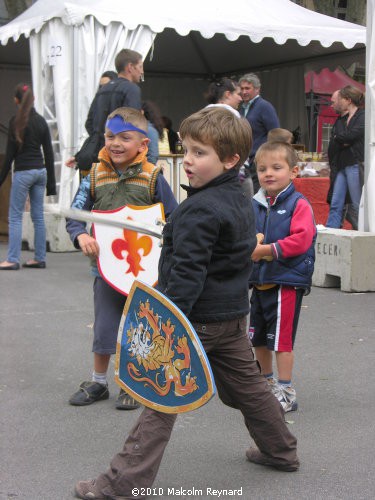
[46,206,163,239]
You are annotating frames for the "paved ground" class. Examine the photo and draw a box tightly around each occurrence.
[0,244,374,500]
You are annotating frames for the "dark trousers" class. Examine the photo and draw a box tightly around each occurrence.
[97,317,298,499]
[249,162,260,193]
[244,160,260,193]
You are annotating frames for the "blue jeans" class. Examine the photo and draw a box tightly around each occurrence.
[7,169,47,263]
[326,164,361,228]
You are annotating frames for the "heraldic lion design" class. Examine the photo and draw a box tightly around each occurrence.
[126,300,198,397]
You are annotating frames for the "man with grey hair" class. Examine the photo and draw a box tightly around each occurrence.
[239,73,280,192]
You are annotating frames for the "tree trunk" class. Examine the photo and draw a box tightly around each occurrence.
[4,0,32,20]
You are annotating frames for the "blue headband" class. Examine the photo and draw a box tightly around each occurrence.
[105,115,147,135]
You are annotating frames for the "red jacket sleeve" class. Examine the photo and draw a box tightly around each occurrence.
[272,198,316,259]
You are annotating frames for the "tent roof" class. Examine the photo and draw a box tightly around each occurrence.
[0,0,366,47]
[305,68,365,94]
[0,0,366,76]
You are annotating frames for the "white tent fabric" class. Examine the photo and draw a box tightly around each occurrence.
[0,0,365,48]
[29,18,154,206]
[364,0,375,232]
[0,0,366,211]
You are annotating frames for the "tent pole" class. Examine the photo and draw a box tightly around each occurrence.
[363,0,372,231]
[72,26,79,174]
[308,90,314,152]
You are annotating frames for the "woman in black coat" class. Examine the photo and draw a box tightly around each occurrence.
[0,83,56,270]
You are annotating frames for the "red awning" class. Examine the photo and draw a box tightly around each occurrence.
[305,68,365,94]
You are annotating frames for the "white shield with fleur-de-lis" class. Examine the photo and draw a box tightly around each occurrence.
[92,204,164,295]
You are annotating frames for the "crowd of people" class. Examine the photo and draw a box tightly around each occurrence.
[0,46,366,500]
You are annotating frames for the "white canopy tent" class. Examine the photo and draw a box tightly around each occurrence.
[0,0,366,216]
[365,0,375,232]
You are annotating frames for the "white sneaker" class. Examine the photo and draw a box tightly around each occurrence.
[266,377,280,395]
[276,385,298,413]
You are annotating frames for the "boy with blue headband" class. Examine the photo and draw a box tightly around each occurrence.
[66,107,177,410]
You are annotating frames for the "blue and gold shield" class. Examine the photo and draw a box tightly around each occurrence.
[114,280,216,413]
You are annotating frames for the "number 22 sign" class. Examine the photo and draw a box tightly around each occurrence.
[48,43,62,66]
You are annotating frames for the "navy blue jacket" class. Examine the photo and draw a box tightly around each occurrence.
[75,78,142,170]
[240,96,279,160]
[250,183,315,289]
[92,77,141,135]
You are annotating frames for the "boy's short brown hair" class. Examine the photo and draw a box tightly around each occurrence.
[267,128,293,144]
[106,107,148,135]
[179,107,252,167]
[255,141,298,170]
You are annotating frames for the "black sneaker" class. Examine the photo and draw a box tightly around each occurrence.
[115,389,140,410]
[69,381,109,406]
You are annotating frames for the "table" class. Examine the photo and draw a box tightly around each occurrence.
[293,177,352,229]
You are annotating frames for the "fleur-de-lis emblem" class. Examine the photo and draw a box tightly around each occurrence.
[112,217,153,276]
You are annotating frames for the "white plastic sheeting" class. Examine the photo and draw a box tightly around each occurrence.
[28,18,154,206]
[0,0,365,48]
[364,0,375,232]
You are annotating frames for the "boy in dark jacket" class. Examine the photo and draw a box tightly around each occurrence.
[74,108,299,500]
[249,141,316,413]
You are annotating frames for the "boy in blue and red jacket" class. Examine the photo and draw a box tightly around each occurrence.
[249,141,316,413]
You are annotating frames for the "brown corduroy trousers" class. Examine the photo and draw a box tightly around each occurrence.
[95,317,298,499]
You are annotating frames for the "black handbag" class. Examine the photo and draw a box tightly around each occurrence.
[74,131,104,171]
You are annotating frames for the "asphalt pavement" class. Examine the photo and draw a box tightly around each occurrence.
[0,243,374,500]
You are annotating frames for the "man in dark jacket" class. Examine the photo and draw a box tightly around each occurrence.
[327,90,360,229]
[66,49,144,172]
[84,70,118,136]
[239,73,280,193]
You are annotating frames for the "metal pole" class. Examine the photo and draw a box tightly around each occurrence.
[363,0,372,231]
[308,71,315,152]
[66,25,80,207]
[45,206,163,239]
